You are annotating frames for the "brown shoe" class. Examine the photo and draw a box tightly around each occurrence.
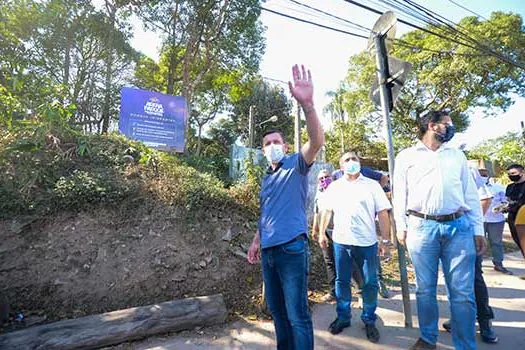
[409,338,436,350]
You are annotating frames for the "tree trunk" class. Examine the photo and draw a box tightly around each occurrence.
[101,0,116,134]
[196,123,203,156]
[0,294,227,350]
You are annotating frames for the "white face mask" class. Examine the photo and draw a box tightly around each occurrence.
[264,144,285,164]
[343,160,361,175]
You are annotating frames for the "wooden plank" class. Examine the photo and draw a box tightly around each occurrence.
[0,294,227,350]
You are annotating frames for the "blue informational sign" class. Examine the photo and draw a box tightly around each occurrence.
[119,87,187,152]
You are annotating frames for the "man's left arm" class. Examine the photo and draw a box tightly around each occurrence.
[461,157,486,254]
[288,65,324,165]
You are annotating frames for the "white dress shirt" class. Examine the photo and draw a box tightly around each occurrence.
[393,141,484,236]
[484,182,506,223]
[324,175,392,246]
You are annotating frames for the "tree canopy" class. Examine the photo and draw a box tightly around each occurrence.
[325,11,525,159]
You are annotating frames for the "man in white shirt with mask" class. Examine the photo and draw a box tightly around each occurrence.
[479,169,512,273]
[319,151,392,343]
[393,110,486,350]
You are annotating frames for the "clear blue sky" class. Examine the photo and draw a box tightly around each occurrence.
[124,0,525,148]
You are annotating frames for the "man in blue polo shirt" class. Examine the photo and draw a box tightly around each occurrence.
[247,64,324,350]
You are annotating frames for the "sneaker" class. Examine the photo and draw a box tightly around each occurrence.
[379,280,391,299]
[480,326,499,343]
[442,319,451,333]
[320,293,336,303]
[328,318,350,335]
[494,265,513,274]
[365,324,380,343]
[409,338,437,350]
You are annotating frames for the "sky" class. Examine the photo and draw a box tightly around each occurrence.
[125,0,525,149]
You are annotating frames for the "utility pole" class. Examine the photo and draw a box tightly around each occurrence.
[374,33,412,328]
[295,103,301,153]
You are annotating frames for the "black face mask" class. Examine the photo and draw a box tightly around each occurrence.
[509,174,522,182]
[434,124,456,143]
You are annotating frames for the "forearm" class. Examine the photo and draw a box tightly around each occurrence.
[312,214,320,236]
[319,210,332,235]
[480,198,492,215]
[377,210,391,240]
[302,102,324,152]
[252,230,260,244]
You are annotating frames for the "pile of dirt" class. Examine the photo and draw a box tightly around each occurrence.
[0,201,264,327]
[0,199,332,334]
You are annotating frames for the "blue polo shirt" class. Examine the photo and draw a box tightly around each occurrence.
[259,153,311,249]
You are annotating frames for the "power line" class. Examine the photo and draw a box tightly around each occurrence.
[342,0,525,70]
[286,0,371,33]
[261,6,369,39]
[392,0,525,69]
[445,0,488,21]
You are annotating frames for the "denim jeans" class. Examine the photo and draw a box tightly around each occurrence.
[333,242,379,325]
[406,215,477,350]
[484,221,505,266]
[321,229,336,297]
[475,254,494,325]
[261,235,313,350]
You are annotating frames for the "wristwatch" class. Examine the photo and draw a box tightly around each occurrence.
[381,239,392,246]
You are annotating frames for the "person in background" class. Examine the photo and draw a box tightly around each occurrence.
[393,110,486,350]
[246,65,324,350]
[311,169,336,302]
[478,168,512,274]
[505,164,525,259]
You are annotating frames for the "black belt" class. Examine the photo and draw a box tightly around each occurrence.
[407,210,464,222]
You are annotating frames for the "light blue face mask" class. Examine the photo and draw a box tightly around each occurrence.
[344,160,361,175]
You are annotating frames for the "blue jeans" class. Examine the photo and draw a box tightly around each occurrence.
[484,221,505,266]
[333,242,379,325]
[261,235,313,350]
[406,215,477,350]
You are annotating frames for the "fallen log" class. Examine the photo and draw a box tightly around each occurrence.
[0,294,227,350]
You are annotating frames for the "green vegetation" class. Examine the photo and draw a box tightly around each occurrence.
[0,103,259,221]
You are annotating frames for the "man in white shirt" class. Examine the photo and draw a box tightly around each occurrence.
[393,110,486,350]
[319,152,392,343]
[479,170,512,273]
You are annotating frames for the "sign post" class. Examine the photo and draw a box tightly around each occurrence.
[370,11,413,328]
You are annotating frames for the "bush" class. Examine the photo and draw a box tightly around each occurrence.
[0,103,259,221]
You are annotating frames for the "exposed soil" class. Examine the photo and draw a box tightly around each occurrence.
[0,202,329,333]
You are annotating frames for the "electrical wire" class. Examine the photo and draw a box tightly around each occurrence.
[261,7,369,39]
[286,0,372,33]
[444,0,488,21]
[342,0,525,70]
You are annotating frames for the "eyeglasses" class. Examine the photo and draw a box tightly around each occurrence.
[318,176,331,180]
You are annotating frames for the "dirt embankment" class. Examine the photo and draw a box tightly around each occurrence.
[0,203,269,329]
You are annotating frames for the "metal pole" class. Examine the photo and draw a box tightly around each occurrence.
[375,34,413,328]
[248,105,255,149]
[295,103,301,153]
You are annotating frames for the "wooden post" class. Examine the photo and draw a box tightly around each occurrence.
[0,294,227,350]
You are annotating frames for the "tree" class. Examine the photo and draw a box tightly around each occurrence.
[468,131,525,168]
[132,0,265,136]
[0,0,139,132]
[230,79,294,148]
[328,12,525,151]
